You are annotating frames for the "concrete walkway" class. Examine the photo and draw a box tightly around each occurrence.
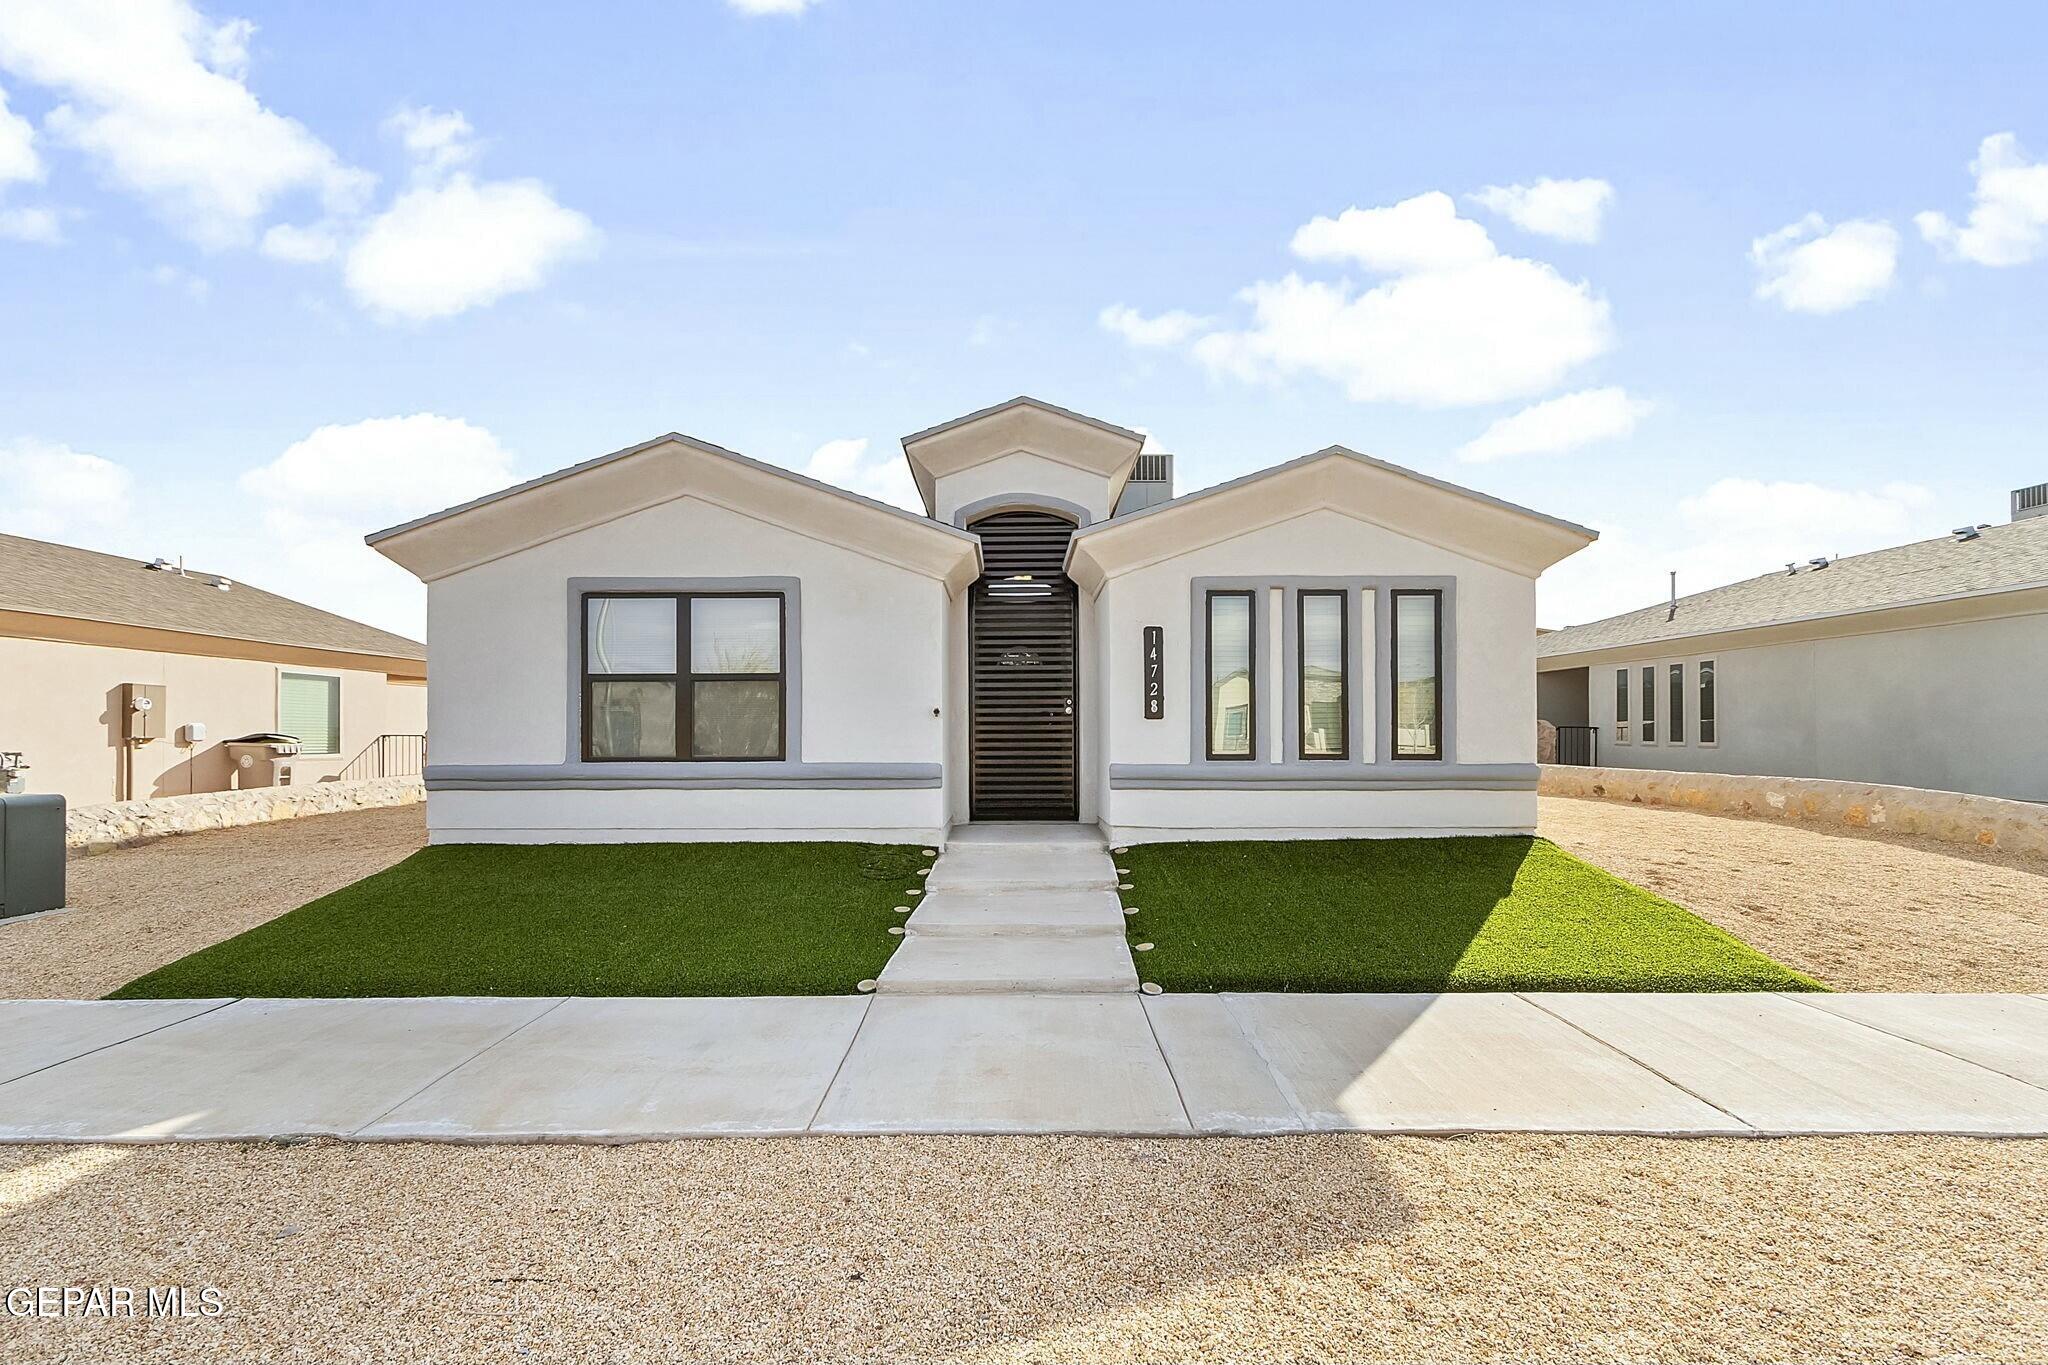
[2,992,2045,1142]
[876,824,1140,994]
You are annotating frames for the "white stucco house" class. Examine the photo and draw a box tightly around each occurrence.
[369,398,1594,845]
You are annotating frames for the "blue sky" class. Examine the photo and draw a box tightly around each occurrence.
[3,0,2046,637]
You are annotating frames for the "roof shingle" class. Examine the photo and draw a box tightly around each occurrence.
[1538,515,2048,658]
[0,533,425,663]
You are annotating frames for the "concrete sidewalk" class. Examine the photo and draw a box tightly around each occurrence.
[2,992,2045,1141]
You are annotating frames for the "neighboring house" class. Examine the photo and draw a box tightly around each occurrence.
[1536,483,2048,802]
[0,533,428,807]
[370,397,1593,845]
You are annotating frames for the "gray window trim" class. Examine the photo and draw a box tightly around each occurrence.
[564,576,807,777]
[1186,575,1456,775]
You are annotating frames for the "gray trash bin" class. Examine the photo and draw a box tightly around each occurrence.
[0,793,66,920]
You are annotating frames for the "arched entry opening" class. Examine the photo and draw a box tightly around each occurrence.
[967,509,1079,820]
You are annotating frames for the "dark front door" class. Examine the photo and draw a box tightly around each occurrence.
[968,510,1079,820]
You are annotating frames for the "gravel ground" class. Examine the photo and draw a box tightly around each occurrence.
[0,806,427,1000]
[0,1134,2042,1363]
[1538,796,2048,992]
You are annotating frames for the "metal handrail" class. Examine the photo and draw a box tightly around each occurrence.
[337,733,427,782]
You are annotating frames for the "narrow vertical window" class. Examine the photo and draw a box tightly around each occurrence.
[1205,590,1255,759]
[1615,666,1629,742]
[1668,662,1685,745]
[1640,665,1657,744]
[1698,659,1717,745]
[1298,591,1347,759]
[1390,589,1442,760]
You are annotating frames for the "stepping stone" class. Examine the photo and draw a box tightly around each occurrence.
[906,890,1125,938]
[875,933,1138,994]
[922,845,1118,894]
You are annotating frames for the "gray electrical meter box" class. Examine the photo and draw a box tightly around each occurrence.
[0,793,66,920]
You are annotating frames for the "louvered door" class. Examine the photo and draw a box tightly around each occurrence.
[968,510,1079,820]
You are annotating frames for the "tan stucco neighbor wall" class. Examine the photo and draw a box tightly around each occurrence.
[1,627,427,808]
[1539,763,2048,857]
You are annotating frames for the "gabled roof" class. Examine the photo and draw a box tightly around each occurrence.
[900,396,1146,517]
[1538,514,2048,660]
[1065,445,1597,591]
[368,432,982,592]
[0,532,424,663]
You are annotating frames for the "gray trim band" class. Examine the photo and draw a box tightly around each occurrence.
[427,763,942,791]
[1107,762,1536,791]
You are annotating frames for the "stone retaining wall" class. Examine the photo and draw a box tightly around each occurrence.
[1539,765,2048,858]
[67,777,425,856]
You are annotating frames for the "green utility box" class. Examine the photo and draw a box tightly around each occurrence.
[0,793,66,920]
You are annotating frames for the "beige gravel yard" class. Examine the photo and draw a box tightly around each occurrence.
[1538,795,2048,992]
[1,1134,2043,1363]
[0,805,427,1000]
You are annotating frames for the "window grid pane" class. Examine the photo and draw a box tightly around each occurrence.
[1699,659,1717,744]
[1299,592,1346,758]
[690,597,780,675]
[1392,592,1440,759]
[692,680,781,758]
[1669,663,1685,745]
[586,597,678,674]
[589,680,678,759]
[1207,592,1254,758]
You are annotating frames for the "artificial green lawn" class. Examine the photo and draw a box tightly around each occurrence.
[110,842,928,999]
[1119,836,1825,993]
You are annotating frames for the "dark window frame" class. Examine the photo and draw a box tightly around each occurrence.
[1615,665,1630,742]
[1296,588,1349,761]
[579,590,788,763]
[1640,664,1657,744]
[1698,658,1718,745]
[1204,588,1257,762]
[1389,588,1444,761]
[1668,661,1686,745]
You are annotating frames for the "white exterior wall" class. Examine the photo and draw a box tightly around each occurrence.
[1093,508,1539,842]
[1575,608,2048,803]
[932,452,1114,525]
[425,494,951,842]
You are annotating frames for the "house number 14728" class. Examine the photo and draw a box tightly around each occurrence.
[1143,625,1164,720]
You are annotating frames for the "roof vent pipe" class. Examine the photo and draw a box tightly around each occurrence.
[1666,570,1677,622]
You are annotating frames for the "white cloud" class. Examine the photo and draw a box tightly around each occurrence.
[149,261,208,298]
[0,0,373,249]
[799,437,922,512]
[384,104,477,176]
[1538,477,1934,627]
[1470,177,1614,244]
[727,0,820,14]
[343,174,596,321]
[0,81,41,186]
[1116,191,1612,408]
[1750,214,1898,314]
[1289,191,1496,273]
[0,437,135,541]
[1915,132,2048,268]
[1457,387,1651,463]
[1097,303,1210,348]
[259,220,337,263]
[240,414,521,637]
[0,205,59,242]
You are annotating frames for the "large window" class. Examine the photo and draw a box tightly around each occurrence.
[1298,590,1347,759]
[1205,590,1255,760]
[1668,662,1686,745]
[582,593,785,761]
[279,671,340,756]
[1640,665,1657,744]
[1698,659,1717,745]
[1390,589,1442,760]
[1615,667,1629,742]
